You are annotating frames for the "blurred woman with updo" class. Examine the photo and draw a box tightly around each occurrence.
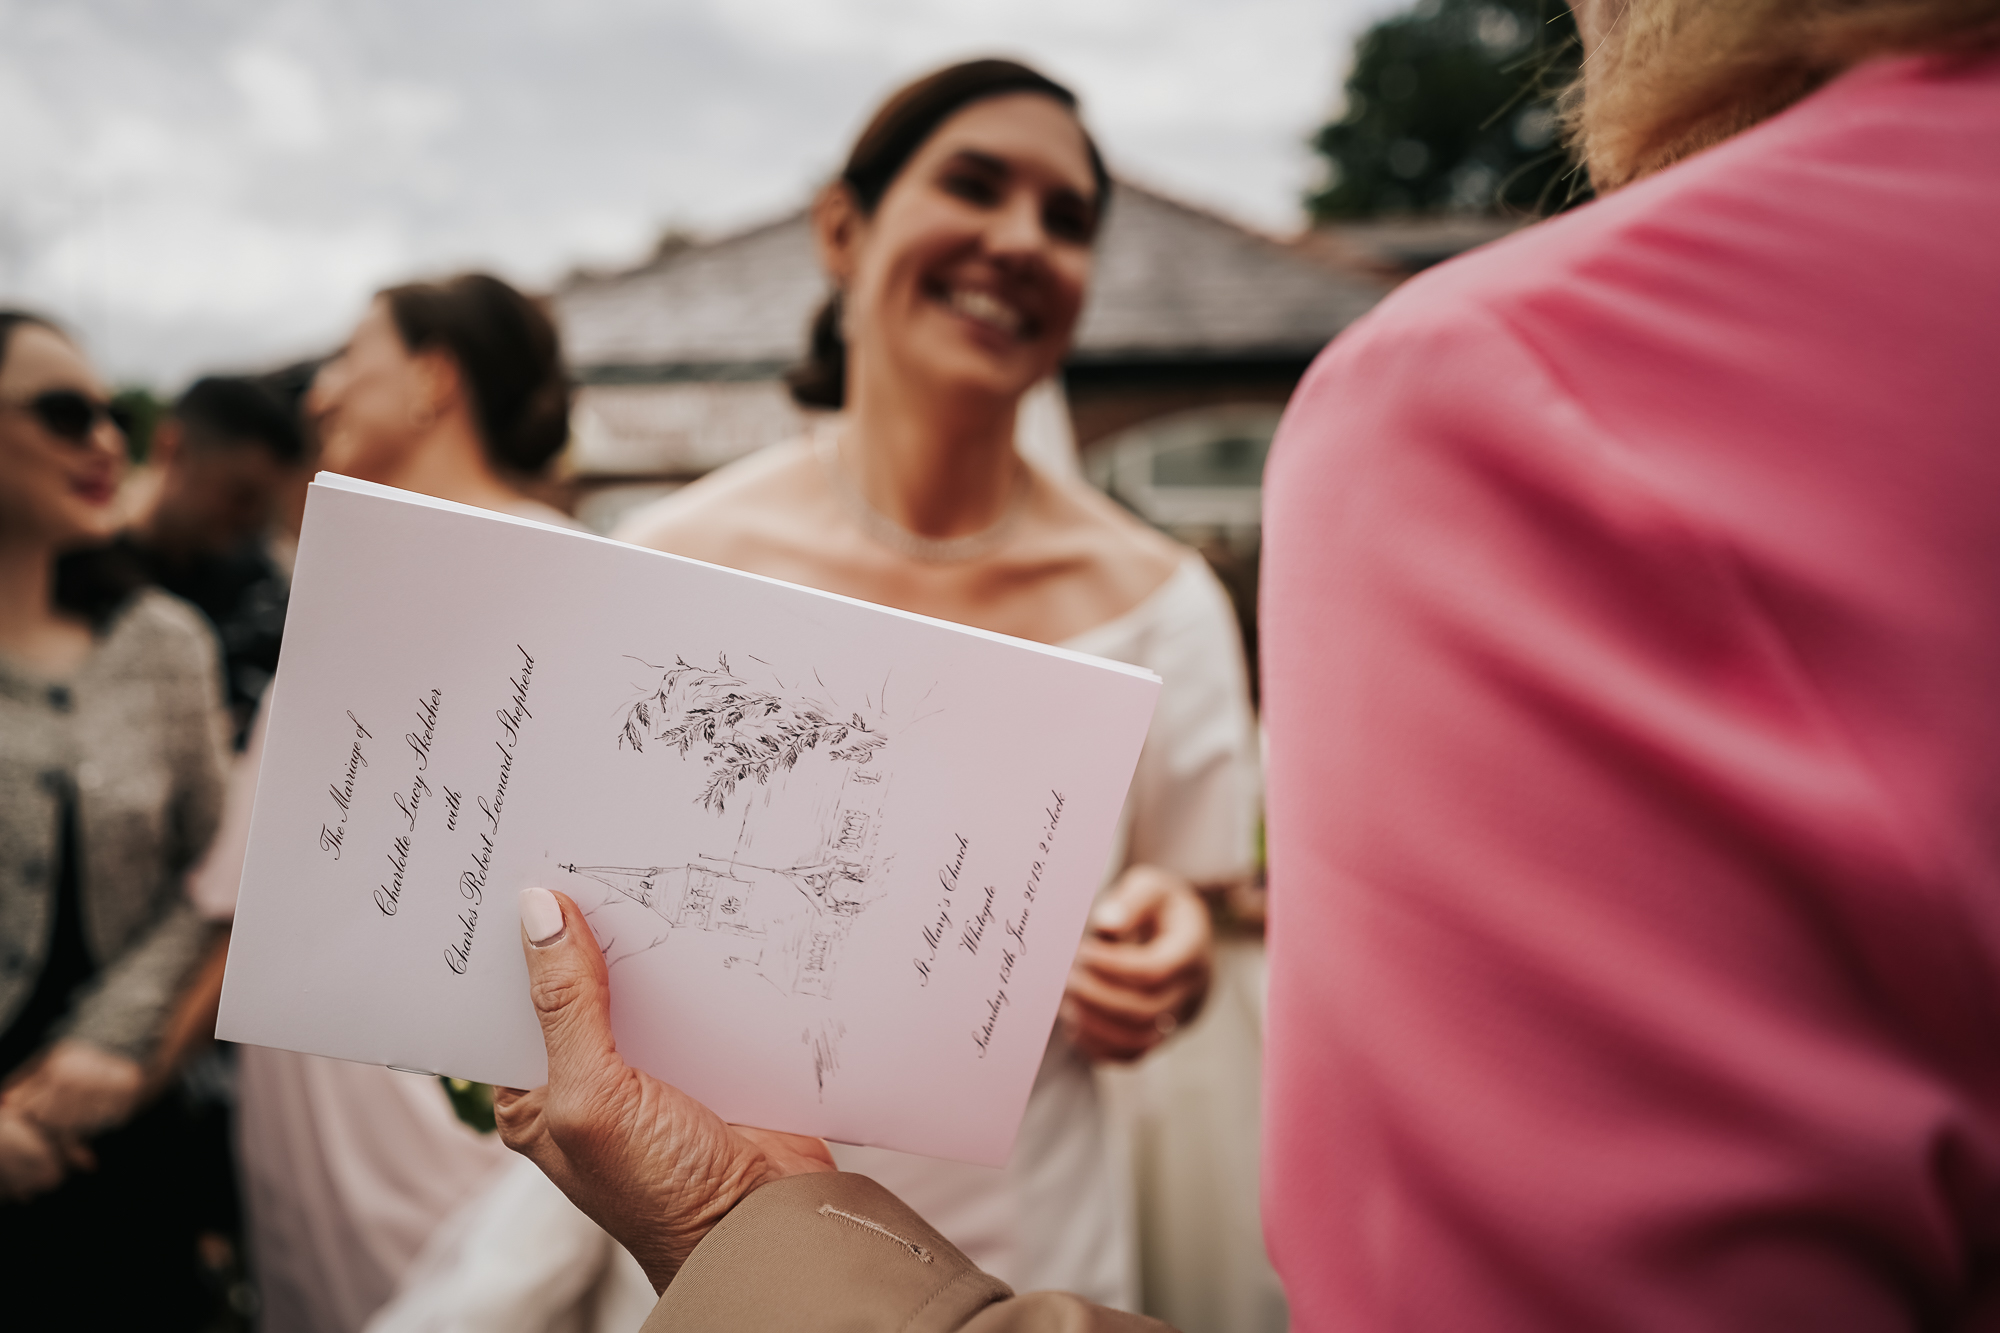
[312,273,576,521]
[206,273,579,1333]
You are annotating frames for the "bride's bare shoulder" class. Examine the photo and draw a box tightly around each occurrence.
[1045,470,1184,582]
[611,439,819,561]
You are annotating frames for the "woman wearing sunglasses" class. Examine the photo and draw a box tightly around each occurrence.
[0,310,230,1327]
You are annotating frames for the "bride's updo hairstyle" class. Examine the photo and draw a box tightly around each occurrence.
[1574,0,2000,189]
[381,272,572,475]
[786,58,1114,411]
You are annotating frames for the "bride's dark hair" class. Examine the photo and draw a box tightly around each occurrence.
[786,58,1112,411]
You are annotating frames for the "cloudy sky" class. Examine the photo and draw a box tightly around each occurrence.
[0,0,1400,386]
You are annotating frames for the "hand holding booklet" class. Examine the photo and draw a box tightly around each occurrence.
[217,475,1158,1166]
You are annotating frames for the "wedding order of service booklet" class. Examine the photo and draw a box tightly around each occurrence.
[216,474,1159,1166]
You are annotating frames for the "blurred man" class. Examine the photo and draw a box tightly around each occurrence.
[121,375,303,746]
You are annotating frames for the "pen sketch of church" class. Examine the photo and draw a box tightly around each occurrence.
[562,653,898,1081]
[558,843,876,1001]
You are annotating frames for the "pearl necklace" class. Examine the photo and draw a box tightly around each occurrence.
[815,430,1028,565]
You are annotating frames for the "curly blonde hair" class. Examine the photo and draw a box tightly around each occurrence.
[1570,0,2000,189]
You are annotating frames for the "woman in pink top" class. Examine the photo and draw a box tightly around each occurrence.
[412,3,2000,1330]
[227,273,576,1333]
[1261,5,2000,1330]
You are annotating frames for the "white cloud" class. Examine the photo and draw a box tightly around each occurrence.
[2,0,1404,384]
[554,206,656,271]
[227,45,332,152]
[40,204,404,324]
[365,82,461,144]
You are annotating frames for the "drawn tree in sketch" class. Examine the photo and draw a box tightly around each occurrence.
[618,654,888,812]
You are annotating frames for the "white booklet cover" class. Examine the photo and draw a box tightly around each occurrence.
[217,475,1159,1166]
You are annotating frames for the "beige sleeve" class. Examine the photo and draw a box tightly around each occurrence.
[647,1173,1173,1332]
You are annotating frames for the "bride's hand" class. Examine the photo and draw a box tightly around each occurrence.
[494,888,836,1293]
[1062,864,1214,1063]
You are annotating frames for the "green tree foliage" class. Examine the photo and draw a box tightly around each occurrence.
[1308,0,1587,219]
[440,1077,496,1133]
[110,385,166,462]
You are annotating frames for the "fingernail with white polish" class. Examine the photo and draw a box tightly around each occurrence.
[520,887,565,947]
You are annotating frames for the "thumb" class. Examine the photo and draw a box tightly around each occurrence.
[518,887,620,1091]
[1090,866,1170,938]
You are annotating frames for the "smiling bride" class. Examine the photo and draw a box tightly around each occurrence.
[611,58,1261,1313]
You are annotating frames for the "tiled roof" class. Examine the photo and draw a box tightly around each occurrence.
[1068,184,1386,363]
[557,213,824,375]
[554,183,1388,379]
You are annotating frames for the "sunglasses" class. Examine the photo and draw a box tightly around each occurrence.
[2,389,133,445]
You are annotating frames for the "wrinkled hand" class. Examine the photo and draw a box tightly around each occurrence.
[1,1040,145,1141]
[0,1106,66,1203]
[1061,865,1213,1063]
[495,888,835,1293]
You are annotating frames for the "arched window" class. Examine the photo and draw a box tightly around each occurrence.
[1085,404,1283,543]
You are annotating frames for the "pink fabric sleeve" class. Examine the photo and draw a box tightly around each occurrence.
[1259,53,2000,1333]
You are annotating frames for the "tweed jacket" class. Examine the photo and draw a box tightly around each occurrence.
[0,589,229,1064]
